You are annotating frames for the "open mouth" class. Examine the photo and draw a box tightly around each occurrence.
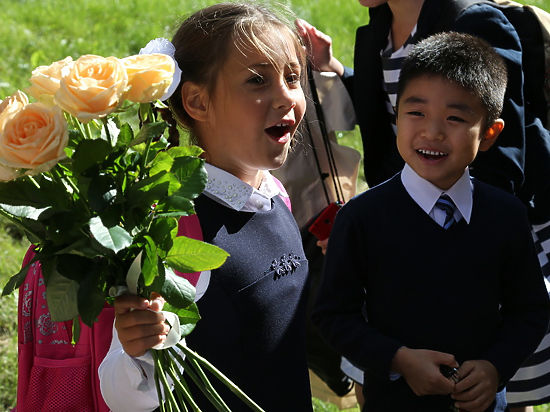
[265,123,292,142]
[416,148,448,160]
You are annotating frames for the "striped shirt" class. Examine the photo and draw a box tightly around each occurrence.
[380,25,417,136]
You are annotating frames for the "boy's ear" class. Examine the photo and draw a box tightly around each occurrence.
[479,119,504,152]
[181,81,209,122]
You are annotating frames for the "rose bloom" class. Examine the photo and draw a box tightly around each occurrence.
[26,56,73,103]
[121,54,175,103]
[55,55,128,122]
[0,101,69,177]
[0,90,29,131]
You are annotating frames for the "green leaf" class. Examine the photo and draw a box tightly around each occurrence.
[167,145,204,158]
[101,118,120,146]
[87,174,117,212]
[117,123,134,146]
[0,203,51,220]
[1,261,33,296]
[166,236,229,273]
[89,216,133,254]
[0,179,53,208]
[155,196,195,216]
[56,254,91,282]
[142,236,159,286]
[72,316,81,345]
[45,267,80,322]
[160,267,196,309]
[77,270,106,327]
[163,302,200,338]
[131,121,167,146]
[170,157,207,199]
[72,139,112,176]
[148,217,178,255]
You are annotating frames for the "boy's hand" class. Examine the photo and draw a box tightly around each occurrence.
[391,347,458,396]
[294,18,344,76]
[114,293,169,357]
[452,360,499,412]
[316,238,329,255]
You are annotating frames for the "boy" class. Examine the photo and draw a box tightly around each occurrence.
[312,32,550,412]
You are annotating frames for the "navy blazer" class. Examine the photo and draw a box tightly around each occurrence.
[344,0,528,198]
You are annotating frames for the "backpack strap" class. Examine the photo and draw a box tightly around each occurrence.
[176,214,203,287]
[271,175,292,211]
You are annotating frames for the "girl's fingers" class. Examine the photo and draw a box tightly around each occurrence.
[123,334,167,358]
[113,295,149,314]
[115,307,165,329]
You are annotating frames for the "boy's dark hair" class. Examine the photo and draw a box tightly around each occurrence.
[397,32,508,127]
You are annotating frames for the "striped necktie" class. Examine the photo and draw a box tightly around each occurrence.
[436,194,457,229]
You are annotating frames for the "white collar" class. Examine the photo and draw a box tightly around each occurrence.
[203,163,287,212]
[401,164,473,223]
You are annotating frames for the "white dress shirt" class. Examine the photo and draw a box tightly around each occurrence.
[99,164,288,412]
[401,163,473,227]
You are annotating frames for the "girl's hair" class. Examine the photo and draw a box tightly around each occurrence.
[168,2,306,139]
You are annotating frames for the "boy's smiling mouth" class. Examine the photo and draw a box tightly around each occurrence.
[416,148,448,160]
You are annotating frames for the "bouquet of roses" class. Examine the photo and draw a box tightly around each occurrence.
[0,40,263,412]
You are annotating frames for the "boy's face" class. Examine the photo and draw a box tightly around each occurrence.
[396,74,499,190]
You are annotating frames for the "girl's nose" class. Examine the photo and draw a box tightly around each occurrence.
[273,83,296,110]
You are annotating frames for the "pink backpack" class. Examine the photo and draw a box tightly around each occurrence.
[15,216,205,412]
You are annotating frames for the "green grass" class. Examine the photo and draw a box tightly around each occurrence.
[1,0,550,410]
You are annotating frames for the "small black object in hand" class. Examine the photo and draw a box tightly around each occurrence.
[440,365,460,383]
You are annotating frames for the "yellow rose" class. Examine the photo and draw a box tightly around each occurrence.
[0,102,68,176]
[55,55,128,122]
[26,57,73,103]
[121,54,175,103]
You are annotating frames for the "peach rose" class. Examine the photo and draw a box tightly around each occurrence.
[26,57,73,103]
[0,91,29,131]
[121,54,175,103]
[54,55,128,122]
[0,102,68,176]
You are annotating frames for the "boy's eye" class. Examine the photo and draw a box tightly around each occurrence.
[448,115,466,122]
[406,111,424,117]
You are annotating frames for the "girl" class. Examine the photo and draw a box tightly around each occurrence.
[98,3,312,411]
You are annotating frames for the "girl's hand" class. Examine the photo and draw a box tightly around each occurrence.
[452,360,499,412]
[391,347,457,396]
[114,294,169,357]
[294,18,345,76]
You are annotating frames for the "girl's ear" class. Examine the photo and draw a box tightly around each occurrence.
[181,81,209,122]
[479,119,504,152]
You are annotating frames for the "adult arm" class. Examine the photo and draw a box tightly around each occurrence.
[480,200,550,386]
[453,4,525,195]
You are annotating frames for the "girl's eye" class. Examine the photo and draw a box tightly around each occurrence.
[407,111,424,117]
[247,75,265,85]
[286,72,300,85]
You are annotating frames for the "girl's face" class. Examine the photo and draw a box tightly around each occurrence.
[199,36,306,187]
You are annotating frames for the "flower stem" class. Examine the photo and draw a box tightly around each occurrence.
[176,343,265,412]
[153,349,180,411]
[168,348,230,412]
[166,362,200,411]
[153,352,167,412]
[103,118,112,146]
